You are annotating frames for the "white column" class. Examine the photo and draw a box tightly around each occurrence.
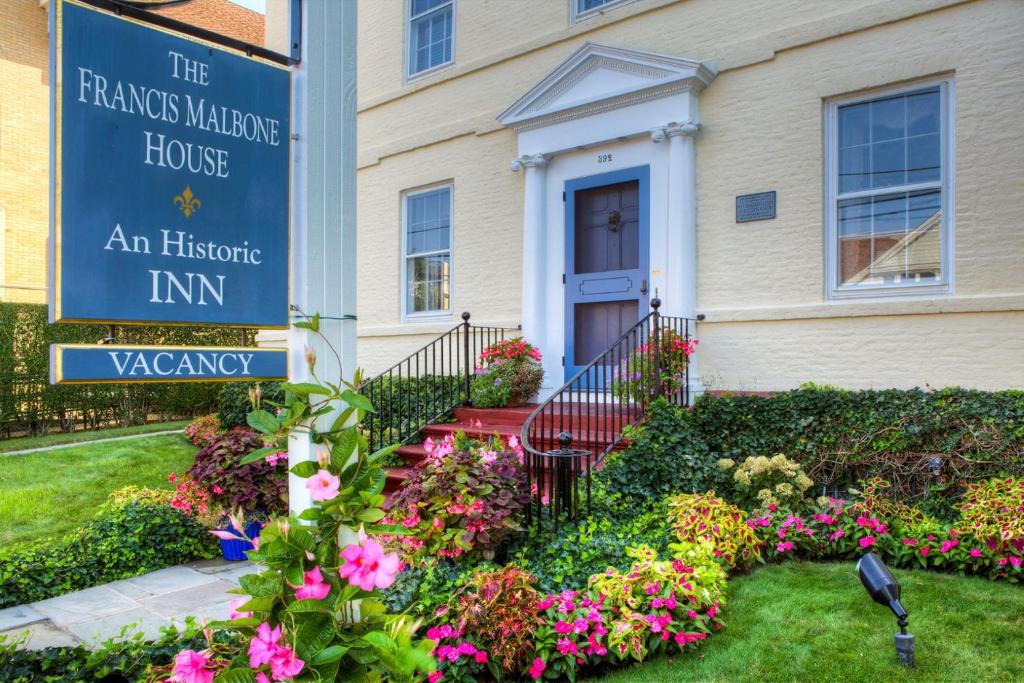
[288,0,358,514]
[510,153,548,357]
[654,121,703,399]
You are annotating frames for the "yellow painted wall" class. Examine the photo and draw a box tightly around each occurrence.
[0,0,50,303]
[355,0,1024,390]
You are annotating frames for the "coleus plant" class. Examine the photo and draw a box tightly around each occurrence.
[166,313,436,683]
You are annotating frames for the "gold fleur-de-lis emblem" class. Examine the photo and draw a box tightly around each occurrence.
[173,185,201,218]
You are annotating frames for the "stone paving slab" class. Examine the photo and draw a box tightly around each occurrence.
[108,565,219,599]
[138,580,239,618]
[0,604,45,631]
[190,558,250,575]
[65,608,170,646]
[33,585,138,626]
[0,621,80,650]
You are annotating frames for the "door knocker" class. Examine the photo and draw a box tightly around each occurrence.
[607,210,621,232]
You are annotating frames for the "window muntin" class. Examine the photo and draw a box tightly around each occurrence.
[404,186,452,316]
[827,81,952,297]
[408,0,453,78]
[572,0,638,23]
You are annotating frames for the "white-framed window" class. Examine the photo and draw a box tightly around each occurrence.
[407,0,454,79]
[402,184,452,318]
[825,77,955,299]
[571,0,639,24]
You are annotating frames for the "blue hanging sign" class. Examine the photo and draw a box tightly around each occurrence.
[50,0,290,328]
[51,345,288,384]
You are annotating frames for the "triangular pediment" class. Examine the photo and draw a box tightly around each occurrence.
[498,42,715,129]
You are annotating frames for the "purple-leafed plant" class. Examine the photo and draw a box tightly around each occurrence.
[187,427,288,516]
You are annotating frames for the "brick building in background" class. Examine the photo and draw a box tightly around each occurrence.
[0,0,264,304]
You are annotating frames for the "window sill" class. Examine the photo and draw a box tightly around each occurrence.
[405,60,454,85]
[697,293,1024,324]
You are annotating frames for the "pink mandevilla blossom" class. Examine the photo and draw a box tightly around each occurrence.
[269,646,305,680]
[228,598,252,620]
[170,649,214,683]
[295,566,331,600]
[306,469,341,502]
[248,622,282,668]
[339,532,401,590]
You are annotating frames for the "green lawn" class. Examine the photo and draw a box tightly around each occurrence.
[597,561,1023,683]
[0,433,197,548]
[0,420,190,453]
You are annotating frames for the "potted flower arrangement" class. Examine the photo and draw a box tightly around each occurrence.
[611,328,697,402]
[470,338,544,408]
[182,426,289,561]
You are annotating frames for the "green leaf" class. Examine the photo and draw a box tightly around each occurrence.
[290,460,319,478]
[246,409,279,434]
[311,645,349,665]
[357,508,386,523]
[214,670,255,683]
[239,445,279,466]
[280,381,330,396]
[238,597,275,613]
[361,631,397,656]
[286,599,328,613]
[341,390,375,413]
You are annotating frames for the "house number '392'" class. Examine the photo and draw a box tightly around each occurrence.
[597,153,613,163]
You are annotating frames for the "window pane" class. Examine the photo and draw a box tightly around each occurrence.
[406,188,450,255]
[409,5,452,74]
[838,190,942,287]
[580,0,618,10]
[411,0,448,16]
[837,87,942,194]
[407,254,450,313]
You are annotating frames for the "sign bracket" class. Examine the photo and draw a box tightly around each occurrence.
[74,0,300,67]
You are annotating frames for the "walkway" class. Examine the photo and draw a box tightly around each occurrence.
[0,559,252,649]
[2,429,180,457]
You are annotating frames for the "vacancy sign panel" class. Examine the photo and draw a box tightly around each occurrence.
[50,0,290,328]
[51,345,288,384]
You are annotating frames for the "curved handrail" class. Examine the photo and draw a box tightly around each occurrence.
[520,299,698,526]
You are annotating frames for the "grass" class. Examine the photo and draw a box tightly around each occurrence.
[0,420,190,454]
[0,433,198,548]
[597,561,1024,683]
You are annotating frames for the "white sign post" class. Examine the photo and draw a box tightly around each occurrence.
[286,0,358,514]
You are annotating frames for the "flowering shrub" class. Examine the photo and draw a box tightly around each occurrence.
[667,492,762,569]
[166,317,437,682]
[612,329,697,403]
[387,431,531,561]
[165,472,221,528]
[719,454,814,513]
[470,338,544,408]
[960,476,1024,555]
[184,413,221,447]
[440,566,541,678]
[186,427,288,516]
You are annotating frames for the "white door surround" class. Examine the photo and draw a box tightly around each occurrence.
[499,42,715,397]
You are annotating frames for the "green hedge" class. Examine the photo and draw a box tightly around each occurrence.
[0,303,254,437]
[691,386,1024,503]
[217,380,285,429]
[0,495,217,608]
[361,374,465,448]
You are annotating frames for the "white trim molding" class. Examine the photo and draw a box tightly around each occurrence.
[823,76,956,301]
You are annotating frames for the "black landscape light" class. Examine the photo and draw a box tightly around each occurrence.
[928,456,943,484]
[856,553,915,667]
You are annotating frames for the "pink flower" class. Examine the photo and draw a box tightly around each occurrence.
[1010,556,1023,568]
[554,620,572,634]
[557,638,578,656]
[168,473,177,483]
[306,469,340,502]
[170,649,214,683]
[829,529,845,541]
[528,657,546,679]
[339,533,401,590]
[474,650,488,664]
[269,646,305,680]
[940,540,959,554]
[776,541,794,553]
[428,672,443,683]
[248,623,282,669]
[256,673,270,683]
[210,528,242,541]
[902,538,918,546]
[212,484,223,495]
[228,598,252,620]
[295,566,331,600]
[920,546,931,557]
[969,548,982,558]
[859,536,876,549]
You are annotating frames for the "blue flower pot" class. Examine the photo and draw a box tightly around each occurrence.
[219,520,263,561]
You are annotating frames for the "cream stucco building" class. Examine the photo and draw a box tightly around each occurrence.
[352,0,1024,394]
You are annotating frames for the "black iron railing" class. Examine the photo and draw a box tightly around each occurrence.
[520,299,701,529]
[360,313,512,453]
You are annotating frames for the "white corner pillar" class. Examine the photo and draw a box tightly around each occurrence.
[287,0,358,514]
[510,153,549,354]
[653,120,703,399]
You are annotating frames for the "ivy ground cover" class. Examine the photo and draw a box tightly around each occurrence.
[597,561,1024,682]
[0,432,196,546]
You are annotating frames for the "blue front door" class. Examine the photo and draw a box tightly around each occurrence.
[564,166,650,381]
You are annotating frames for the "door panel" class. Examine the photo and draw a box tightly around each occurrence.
[564,166,649,380]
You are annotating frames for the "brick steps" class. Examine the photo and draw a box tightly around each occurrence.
[383,403,629,495]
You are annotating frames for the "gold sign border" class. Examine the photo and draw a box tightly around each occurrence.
[50,0,293,331]
[51,343,291,385]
